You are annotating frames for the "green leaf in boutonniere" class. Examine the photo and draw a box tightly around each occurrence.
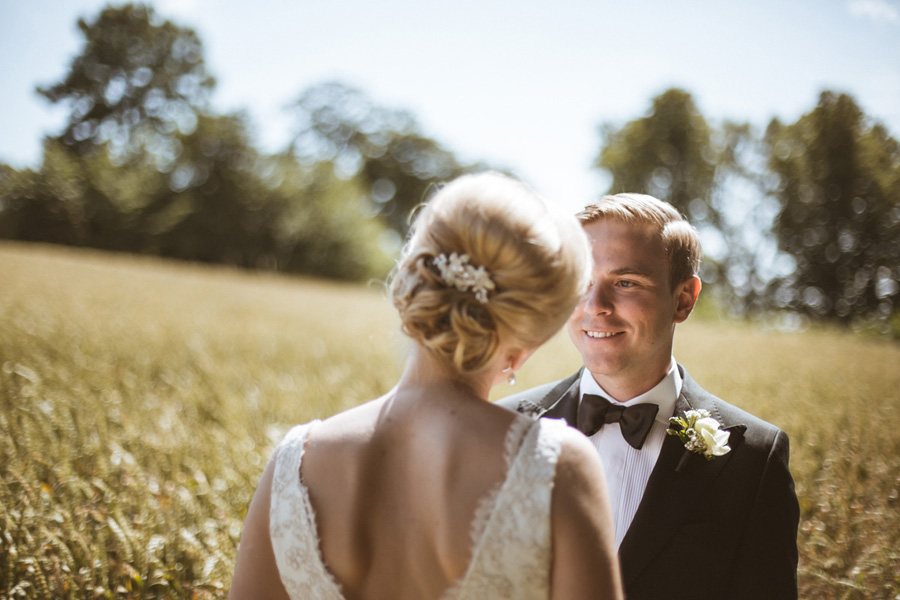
[667,409,731,462]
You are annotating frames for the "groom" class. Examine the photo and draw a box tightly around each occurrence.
[499,194,799,599]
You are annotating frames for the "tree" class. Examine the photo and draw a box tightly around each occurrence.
[269,160,394,279]
[20,2,220,256]
[289,81,468,235]
[597,89,718,226]
[136,112,282,267]
[6,5,393,281]
[765,91,900,327]
[0,140,151,249]
[0,154,79,244]
[38,3,214,159]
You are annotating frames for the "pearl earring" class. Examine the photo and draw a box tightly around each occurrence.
[502,365,516,386]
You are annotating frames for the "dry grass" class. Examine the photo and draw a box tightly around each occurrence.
[1,241,898,598]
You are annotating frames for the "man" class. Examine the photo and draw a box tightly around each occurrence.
[499,194,799,599]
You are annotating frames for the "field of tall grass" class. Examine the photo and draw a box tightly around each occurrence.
[1,241,898,599]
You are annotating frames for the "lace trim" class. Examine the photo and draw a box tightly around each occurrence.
[270,420,345,600]
[443,417,564,600]
[440,415,535,599]
[467,415,533,549]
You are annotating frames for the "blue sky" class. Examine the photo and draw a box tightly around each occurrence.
[1,0,898,214]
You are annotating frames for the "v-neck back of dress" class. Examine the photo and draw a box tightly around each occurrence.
[268,415,567,600]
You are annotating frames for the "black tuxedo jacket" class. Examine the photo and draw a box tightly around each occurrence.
[497,365,799,600]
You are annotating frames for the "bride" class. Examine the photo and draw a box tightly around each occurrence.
[229,172,623,600]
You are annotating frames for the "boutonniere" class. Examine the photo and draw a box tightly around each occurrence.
[667,409,731,461]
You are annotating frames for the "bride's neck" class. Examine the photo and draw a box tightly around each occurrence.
[396,345,492,401]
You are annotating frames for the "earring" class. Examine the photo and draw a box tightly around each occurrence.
[501,365,516,386]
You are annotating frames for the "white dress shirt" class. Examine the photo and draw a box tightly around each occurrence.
[578,358,682,550]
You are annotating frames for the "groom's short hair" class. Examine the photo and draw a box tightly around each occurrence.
[576,193,701,289]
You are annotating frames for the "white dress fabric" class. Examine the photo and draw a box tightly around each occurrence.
[269,415,567,600]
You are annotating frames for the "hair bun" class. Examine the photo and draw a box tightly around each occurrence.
[390,172,590,375]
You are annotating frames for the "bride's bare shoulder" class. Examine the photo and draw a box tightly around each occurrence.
[313,396,389,441]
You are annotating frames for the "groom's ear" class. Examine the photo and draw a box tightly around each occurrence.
[673,275,701,323]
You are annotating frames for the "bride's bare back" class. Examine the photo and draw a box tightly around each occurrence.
[302,385,519,599]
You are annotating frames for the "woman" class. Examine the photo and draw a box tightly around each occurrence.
[229,173,623,600]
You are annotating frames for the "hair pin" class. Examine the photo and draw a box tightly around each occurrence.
[433,253,495,303]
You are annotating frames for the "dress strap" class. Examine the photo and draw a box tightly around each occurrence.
[269,421,345,600]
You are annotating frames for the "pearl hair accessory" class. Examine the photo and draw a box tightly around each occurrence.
[433,252,496,303]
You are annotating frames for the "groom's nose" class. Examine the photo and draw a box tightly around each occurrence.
[584,281,614,316]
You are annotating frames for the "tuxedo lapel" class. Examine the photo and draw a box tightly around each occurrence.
[617,367,746,588]
[542,380,580,425]
[527,369,581,425]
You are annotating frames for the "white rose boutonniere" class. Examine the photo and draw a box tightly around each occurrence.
[667,409,731,460]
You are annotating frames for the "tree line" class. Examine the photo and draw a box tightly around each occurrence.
[1,3,898,333]
[0,4,473,280]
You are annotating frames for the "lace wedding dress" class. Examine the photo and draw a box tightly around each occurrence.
[269,415,567,600]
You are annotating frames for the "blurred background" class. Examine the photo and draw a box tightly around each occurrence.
[1,0,899,333]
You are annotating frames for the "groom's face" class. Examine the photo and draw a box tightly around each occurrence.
[567,219,690,401]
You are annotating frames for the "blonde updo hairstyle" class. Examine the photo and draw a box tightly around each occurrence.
[390,172,591,375]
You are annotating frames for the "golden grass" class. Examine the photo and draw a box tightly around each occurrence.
[1,241,899,598]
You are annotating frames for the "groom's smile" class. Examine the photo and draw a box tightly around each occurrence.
[585,330,623,339]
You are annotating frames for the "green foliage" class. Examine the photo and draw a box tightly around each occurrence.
[38,3,214,159]
[266,160,395,280]
[138,112,282,267]
[289,81,469,235]
[0,127,392,280]
[0,151,76,244]
[0,4,396,282]
[0,140,148,248]
[597,89,717,223]
[765,92,900,326]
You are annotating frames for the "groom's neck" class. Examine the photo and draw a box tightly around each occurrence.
[588,359,674,403]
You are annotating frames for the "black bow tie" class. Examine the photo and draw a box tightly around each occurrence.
[576,394,659,449]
